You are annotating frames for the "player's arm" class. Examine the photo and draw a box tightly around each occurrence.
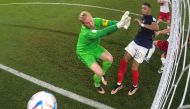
[87,11,130,38]
[103,18,131,30]
[103,19,118,27]
[143,22,159,31]
[87,24,118,39]
[95,18,118,27]
[134,18,159,31]
[155,28,170,36]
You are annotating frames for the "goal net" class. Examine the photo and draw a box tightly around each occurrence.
[151,0,190,109]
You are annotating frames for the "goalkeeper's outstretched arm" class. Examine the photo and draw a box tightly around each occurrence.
[95,18,118,27]
[87,24,118,39]
[88,12,131,39]
[103,19,118,27]
[79,11,131,39]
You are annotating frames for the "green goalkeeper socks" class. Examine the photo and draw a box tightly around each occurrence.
[93,61,112,87]
[93,74,101,87]
[102,61,112,75]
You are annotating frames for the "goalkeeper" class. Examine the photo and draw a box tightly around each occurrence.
[76,11,131,94]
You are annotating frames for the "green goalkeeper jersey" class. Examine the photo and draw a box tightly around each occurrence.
[76,18,118,53]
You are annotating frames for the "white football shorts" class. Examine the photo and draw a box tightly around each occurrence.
[125,41,148,63]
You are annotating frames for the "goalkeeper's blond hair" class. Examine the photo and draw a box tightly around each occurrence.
[79,11,92,23]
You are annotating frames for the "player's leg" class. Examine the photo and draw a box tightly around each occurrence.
[166,20,170,27]
[111,51,132,94]
[154,40,169,51]
[154,40,163,74]
[158,53,166,74]
[111,41,135,95]
[90,63,105,94]
[93,46,112,85]
[118,52,132,85]
[166,12,171,27]
[154,40,168,74]
[99,50,113,85]
[78,53,105,94]
[128,59,140,95]
[128,44,148,95]
[154,40,160,48]
[157,12,164,24]
[100,50,113,75]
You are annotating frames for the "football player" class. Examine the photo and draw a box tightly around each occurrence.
[76,11,131,94]
[111,3,159,95]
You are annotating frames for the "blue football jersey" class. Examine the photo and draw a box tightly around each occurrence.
[134,15,156,49]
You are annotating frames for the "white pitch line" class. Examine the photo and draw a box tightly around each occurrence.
[2,2,188,30]
[0,2,140,109]
[0,2,176,26]
[0,64,114,109]
[0,2,142,17]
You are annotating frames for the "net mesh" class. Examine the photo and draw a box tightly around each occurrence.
[151,0,190,109]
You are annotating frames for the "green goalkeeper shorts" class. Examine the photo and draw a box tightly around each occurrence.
[77,45,106,68]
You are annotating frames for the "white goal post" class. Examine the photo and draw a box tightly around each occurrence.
[151,0,190,109]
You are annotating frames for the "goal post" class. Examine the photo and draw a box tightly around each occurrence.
[151,0,190,109]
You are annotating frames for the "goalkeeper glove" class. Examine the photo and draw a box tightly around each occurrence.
[117,11,130,28]
[123,17,131,30]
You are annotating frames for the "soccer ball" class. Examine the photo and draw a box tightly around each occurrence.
[27,91,57,109]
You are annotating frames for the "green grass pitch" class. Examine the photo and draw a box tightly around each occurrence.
[0,0,189,109]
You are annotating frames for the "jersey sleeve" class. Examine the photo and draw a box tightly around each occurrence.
[94,17,118,27]
[146,16,156,25]
[86,24,118,39]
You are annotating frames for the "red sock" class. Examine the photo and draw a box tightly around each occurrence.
[117,58,127,84]
[132,70,139,87]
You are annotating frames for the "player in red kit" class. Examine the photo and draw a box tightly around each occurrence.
[157,0,171,26]
[154,28,170,74]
